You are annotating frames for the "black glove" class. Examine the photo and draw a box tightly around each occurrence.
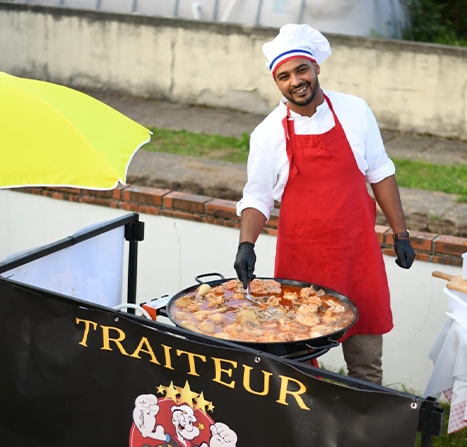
[234,241,256,289]
[394,238,415,269]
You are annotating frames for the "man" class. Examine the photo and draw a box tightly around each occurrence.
[234,24,415,385]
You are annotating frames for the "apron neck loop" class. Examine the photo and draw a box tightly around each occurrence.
[282,103,299,175]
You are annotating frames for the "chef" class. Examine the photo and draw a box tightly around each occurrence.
[234,24,415,385]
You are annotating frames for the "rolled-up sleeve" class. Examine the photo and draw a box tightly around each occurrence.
[236,134,276,222]
[363,102,396,184]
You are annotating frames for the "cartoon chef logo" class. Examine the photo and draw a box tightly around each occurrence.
[129,381,238,447]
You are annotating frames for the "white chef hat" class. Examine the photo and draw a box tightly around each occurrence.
[262,24,331,77]
[171,404,197,422]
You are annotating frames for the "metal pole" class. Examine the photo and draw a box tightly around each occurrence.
[132,0,138,13]
[212,0,220,21]
[297,0,306,24]
[255,0,264,26]
[96,0,102,10]
[173,0,180,18]
[125,218,145,311]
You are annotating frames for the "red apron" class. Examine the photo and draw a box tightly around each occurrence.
[275,94,393,339]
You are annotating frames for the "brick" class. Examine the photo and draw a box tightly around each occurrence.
[206,199,238,220]
[432,255,463,267]
[42,191,64,200]
[407,231,437,252]
[375,225,390,245]
[44,186,81,195]
[12,187,44,195]
[415,253,430,262]
[263,228,278,237]
[135,205,160,216]
[164,191,211,213]
[82,186,126,200]
[81,196,119,208]
[123,185,170,206]
[434,235,467,256]
[161,210,203,222]
[120,202,140,212]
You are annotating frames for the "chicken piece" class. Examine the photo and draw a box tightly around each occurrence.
[173,310,191,321]
[208,313,224,322]
[208,295,225,308]
[249,279,268,295]
[186,301,202,312]
[193,310,212,321]
[266,295,280,307]
[301,295,323,306]
[236,308,259,325]
[295,304,319,327]
[321,310,338,324]
[264,280,282,295]
[197,284,211,296]
[232,292,246,300]
[175,295,193,308]
[199,321,215,334]
[283,292,298,305]
[213,285,225,295]
[323,299,346,313]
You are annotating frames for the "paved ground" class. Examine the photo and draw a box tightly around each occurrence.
[88,90,467,237]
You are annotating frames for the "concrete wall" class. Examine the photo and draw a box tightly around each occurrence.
[0,188,462,395]
[1,3,467,139]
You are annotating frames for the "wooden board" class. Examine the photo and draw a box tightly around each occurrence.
[432,271,467,294]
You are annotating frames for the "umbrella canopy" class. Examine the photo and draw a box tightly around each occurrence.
[0,72,151,190]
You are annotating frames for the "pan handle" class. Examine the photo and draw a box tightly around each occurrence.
[158,307,169,317]
[195,273,226,284]
[286,347,331,362]
[305,339,340,351]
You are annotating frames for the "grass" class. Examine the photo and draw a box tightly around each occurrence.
[146,127,250,164]
[392,159,467,203]
[145,127,467,202]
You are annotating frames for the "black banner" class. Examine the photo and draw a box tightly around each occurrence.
[0,278,420,446]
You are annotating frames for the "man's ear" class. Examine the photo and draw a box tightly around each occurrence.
[313,62,321,75]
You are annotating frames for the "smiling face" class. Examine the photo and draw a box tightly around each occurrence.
[274,58,323,116]
[172,409,200,441]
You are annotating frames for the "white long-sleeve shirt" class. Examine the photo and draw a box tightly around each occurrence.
[236,90,395,221]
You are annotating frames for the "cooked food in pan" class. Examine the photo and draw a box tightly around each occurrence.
[171,278,355,343]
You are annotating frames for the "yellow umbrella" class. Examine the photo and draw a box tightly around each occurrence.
[0,71,151,190]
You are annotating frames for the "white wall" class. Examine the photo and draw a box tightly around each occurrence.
[0,189,461,394]
[1,3,466,139]
[10,0,408,38]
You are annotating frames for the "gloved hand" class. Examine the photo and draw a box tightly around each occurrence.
[394,238,415,269]
[234,241,256,289]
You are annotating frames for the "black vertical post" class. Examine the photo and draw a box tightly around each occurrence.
[125,215,145,312]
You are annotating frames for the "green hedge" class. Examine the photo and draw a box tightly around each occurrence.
[403,0,467,46]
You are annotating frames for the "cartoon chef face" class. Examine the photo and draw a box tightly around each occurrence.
[171,405,200,441]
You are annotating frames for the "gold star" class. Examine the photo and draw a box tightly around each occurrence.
[177,381,199,408]
[195,392,210,414]
[165,381,180,402]
[156,385,166,395]
[207,402,215,412]
[199,423,205,430]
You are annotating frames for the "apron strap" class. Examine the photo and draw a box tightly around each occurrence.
[281,103,299,175]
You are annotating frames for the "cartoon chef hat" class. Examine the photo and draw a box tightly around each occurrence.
[262,24,331,77]
[171,404,197,421]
